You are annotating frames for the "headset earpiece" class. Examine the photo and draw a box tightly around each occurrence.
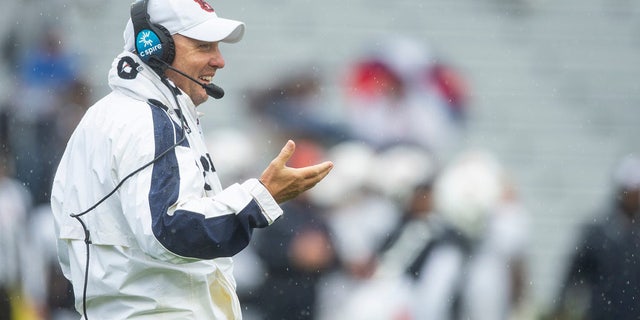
[149,23,175,66]
[130,0,175,74]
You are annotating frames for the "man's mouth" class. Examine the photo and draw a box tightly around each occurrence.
[199,75,213,84]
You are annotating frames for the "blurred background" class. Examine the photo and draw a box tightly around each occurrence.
[1,0,640,319]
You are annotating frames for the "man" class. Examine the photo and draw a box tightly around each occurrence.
[552,154,640,320]
[50,0,333,319]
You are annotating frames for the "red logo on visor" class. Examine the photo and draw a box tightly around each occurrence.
[193,0,215,12]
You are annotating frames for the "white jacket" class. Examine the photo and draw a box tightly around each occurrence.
[51,52,283,319]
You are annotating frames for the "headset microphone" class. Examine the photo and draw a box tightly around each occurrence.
[204,82,225,99]
[151,57,225,99]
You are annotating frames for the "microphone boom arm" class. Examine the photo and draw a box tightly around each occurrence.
[150,57,225,99]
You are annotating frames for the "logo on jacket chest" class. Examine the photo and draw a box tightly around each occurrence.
[199,153,216,191]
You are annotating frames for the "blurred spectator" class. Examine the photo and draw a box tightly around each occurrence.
[344,157,442,320]
[0,150,32,320]
[251,140,338,320]
[374,179,440,280]
[54,79,91,149]
[247,69,350,146]
[425,150,531,320]
[550,154,640,320]
[310,141,401,274]
[315,144,436,320]
[308,141,398,320]
[342,36,469,157]
[0,2,46,77]
[334,149,531,320]
[24,205,76,320]
[462,179,532,320]
[5,26,81,205]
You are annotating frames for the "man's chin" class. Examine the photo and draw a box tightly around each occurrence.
[192,90,209,106]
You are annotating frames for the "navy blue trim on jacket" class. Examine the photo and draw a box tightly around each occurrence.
[147,103,269,259]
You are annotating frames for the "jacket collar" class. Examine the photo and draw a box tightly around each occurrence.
[108,51,198,118]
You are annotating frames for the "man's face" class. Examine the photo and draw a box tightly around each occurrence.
[167,34,225,106]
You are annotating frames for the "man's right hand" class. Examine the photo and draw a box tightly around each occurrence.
[259,140,333,204]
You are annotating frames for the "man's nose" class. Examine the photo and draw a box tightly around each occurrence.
[210,49,225,69]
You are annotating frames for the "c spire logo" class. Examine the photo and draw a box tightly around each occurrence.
[135,29,163,62]
[193,0,214,12]
[139,31,154,48]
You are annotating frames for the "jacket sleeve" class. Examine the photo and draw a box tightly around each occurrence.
[118,102,282,263]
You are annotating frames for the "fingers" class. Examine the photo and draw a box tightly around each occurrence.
[261,140,334,203]
[302,161,334,179]
[298,161,334,187]
[272,140,296,167]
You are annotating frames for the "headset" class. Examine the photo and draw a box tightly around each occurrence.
[69,1,224,318]
[131,0,175,73]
